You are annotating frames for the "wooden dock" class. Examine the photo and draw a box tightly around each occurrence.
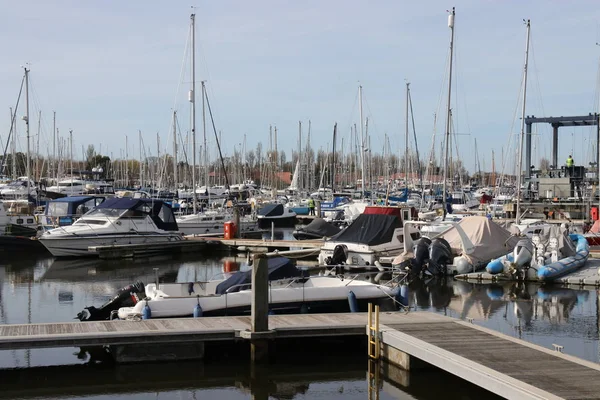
[88,240,206,259]
[377,314,600,400]
[3,311,600,399]
[185,236,323,252]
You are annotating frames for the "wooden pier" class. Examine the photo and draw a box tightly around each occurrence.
[2,311,600,399]
[88,240,206,259]
[186,236,323,252]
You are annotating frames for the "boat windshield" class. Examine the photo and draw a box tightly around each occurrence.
[85,208,128,218]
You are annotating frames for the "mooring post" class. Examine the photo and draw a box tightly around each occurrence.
[271,221,275,241]
[251,253,270,362]
[316,200,321,217]
[233,207,240,238]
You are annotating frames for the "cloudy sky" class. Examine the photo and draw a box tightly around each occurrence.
[2,0,600,174]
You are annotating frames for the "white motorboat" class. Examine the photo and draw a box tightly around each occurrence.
[318,206,420,267]
[176,209,259,236]
[45,178,115,197]
[450,191,479,212]
[0,178,37,199]
[39,197,183,257]
[88,257,396,320]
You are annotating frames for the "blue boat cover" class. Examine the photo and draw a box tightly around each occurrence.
[215,257,304,295]
[95,197,178,231]
[258,203,284,217]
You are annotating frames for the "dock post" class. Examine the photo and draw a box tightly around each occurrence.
[251,254,270,363]
[271,221,275,241]
[233,207,240,238]
[316,200,321,217]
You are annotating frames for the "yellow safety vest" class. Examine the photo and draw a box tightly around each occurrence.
[566,157,574,167]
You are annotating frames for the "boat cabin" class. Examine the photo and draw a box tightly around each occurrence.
[43,196,106,229]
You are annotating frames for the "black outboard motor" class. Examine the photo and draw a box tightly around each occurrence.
[77,282,145,321]
[326,244,348,265]
[411,237,432,275]
[427,238,453,276]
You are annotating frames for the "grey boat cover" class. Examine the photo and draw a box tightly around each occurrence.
[215,257,304,295]
[328,214,401,246]
[300,218,341,237]
[440,216,520,266]
[530,225,576,257]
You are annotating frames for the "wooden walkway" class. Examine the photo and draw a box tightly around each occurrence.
[0,312,415,350]
[185,236,323,250]
[3,311,600,399]
[380,316,600,400]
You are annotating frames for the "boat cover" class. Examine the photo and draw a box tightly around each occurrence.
[215,257,304,295]
[441,216,520,266]
[532,225,576,258]
[328,214,401,246]
[258,203,284,218]
[300,218,341,237]
[95,197,178,231]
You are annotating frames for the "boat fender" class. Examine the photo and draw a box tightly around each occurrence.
[347,290,359,313]
[142,301,152,320]
[188,282,195,295]
[193,296,203,318]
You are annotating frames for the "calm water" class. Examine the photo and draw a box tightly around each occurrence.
[0,238,597,399]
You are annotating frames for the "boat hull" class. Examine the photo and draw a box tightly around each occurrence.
[39,233,183,257]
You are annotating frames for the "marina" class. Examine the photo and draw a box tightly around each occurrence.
[4,2,600,399]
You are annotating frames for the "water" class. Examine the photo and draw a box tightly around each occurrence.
[1,243,597,398]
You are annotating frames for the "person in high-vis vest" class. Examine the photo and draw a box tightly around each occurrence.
[566,155,574,176]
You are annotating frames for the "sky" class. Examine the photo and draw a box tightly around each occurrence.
[2,0,600,174]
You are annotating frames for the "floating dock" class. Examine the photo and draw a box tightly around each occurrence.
[186,236,323,255]
[2,311,600,399]
[88,240,207,259]
[455,258,600,287]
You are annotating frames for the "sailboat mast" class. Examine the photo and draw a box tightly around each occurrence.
[516,19,531,225]
[172,111,177,189]
[24,67,31,193]
[139,130,144,189]
[53,111,56,182]
[202,81,207,187]
[190,13,197,214]
[358,85,366,198]
[442,7,455,216]
[405,82,410,187]
[298,121,302,191]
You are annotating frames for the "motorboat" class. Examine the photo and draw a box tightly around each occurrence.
[41,196,106,230]
[450,191,479,212]
[176,209,259,236]
[0,178,37,199]
[257,203,297,228]
[292,218,342,240]
[485,225,589,282]
[394,216,519,276]
[39,197,183,257]
[45,178,115,197]
[75,257,396,320]
[318,206,420,267]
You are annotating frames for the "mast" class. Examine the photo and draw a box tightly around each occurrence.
[332,122,337,192]
[201,81,207,188]
[190,13,197,214]
[10,108,16,180]
[172,111,178,189]
[442,7,455,217]
[298,121,302,191]
[139,130,144,189]
[52,111,56,182]
[405,82,410,187]
[70,129,73,178]
[515,19,531,225]
[124,135,128,187]
[358,85,366,198]
[24,67,31,194]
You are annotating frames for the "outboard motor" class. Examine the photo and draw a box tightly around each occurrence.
[427,238,453,276]
[326,244,348,265]
[77,282,145,321]
[508,238,533,275]
[411,237,432,275]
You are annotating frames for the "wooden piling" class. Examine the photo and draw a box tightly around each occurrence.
[250,254,270,363]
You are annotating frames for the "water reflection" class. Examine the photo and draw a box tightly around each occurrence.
[406,278,600,362]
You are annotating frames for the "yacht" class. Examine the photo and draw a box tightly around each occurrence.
[45,178,115,197]
[0,178,37,199]
[39,197,183,257]
[176,209,259,236]
[75,257,396,320]
[318,206,420,267]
